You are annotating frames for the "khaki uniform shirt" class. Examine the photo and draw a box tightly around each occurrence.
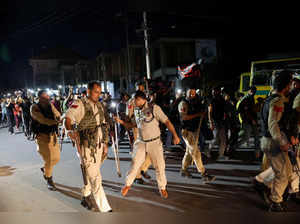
[65,98,104,146]
[268,93,289,146]
[133,102,168,141]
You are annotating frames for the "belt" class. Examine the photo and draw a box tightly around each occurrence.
[142,136,160,143]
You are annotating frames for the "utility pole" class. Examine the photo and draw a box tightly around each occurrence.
[143,11,151,80]
[96,57,100,81]
[125,16,131,92]
[101,55,108,92]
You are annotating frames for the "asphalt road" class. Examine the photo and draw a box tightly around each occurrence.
[0,126,299,220]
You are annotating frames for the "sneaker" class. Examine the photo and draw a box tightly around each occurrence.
[202,172,216,182]
[160,189,168,199]
[121,186,130,197]
[180,169,192,178]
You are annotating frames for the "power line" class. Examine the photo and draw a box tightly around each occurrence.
[9,6,88,39]
[12,7,82,35]
[14,9,59,34]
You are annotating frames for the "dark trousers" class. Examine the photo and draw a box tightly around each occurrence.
[7,115,15,134]
[23,116,31,136]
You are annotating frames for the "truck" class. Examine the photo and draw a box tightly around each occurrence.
[239,57,300,102]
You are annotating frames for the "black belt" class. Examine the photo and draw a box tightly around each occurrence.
[143,136,160,142]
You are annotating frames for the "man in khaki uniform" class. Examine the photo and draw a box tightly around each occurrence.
[65,81,112,213]
[30,90,61,191]
[116,90,180,199]
[253,91,300,205]
[258,70,296,212]
[126,82,152,184]
[178,88,215,181]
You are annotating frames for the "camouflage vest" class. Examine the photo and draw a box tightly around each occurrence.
[78,98,108,150]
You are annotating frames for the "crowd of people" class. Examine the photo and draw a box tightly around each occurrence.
[0,87,113,139]
[0,70,299,213]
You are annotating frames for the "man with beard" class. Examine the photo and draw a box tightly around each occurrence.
[30,90,61,191]
[178,88,216,181]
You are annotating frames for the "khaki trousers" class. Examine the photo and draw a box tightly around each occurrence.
[81,145,111,213]
[132,127,152,179]
[266,151,294,203]
[126,139,167,190]
[211,126,227,157]
[257,159,300,194]
[136,155,152,179]
[261,153,270,171]
[36,133,60,178]
[181,129,205,174]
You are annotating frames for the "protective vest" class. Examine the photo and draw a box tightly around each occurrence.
[280,93,299,139]
[78,98,109,150]
[134,102,162,141]
[261,94,281,138]
[134,102,155,126]
[180,99,200,132]
[31,103,58,135]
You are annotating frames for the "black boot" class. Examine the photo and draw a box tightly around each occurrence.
[40,167,47,180]
[141,171,151,179]
[269,201,287,212]
[81,195,93,210]
[251,178,271,205]
[45,176,57,191]
[180,169,193,178]
[134,178,145,184]
[202,172,216,182]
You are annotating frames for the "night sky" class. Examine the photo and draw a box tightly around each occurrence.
[0,0,299,90]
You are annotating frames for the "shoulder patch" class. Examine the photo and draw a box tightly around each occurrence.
[273,105,283,113]
[71,104,79,109]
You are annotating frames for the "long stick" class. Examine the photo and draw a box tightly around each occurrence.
[111,133,122,177]
[194,114,204,147]
[71,128,88,186]
[111,109,122,177]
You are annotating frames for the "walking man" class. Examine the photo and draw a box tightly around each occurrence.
[179,88,216,181]
[30,90,61,191]
[65,81,112,212]
[259,70,295,212]
[115,90,180,199]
